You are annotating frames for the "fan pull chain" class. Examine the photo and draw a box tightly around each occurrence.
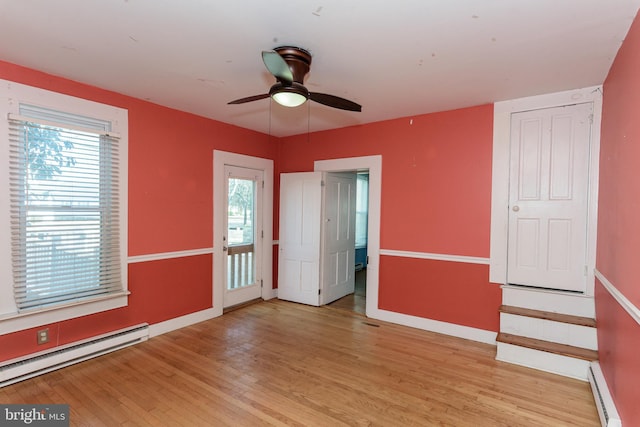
[269,97,272,143]
[307,99,311,144]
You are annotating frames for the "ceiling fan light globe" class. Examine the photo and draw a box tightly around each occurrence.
[272,91,307,107]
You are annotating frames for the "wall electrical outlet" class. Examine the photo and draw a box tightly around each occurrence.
[37,328,49,345]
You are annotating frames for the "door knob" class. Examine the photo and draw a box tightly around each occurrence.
[512,205,520,212]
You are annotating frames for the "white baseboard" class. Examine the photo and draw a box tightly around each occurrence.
[263,288,277,300]
[148,308,220,338]
[146,292,281,338]
[369,308,497,345]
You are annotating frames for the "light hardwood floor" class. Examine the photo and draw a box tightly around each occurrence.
[0,300,599,426]
[328,269,366,315]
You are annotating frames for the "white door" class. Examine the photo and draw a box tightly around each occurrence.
[321,172,356,304]
[278,172,323,306]
[507,103,592,292]
[223,165,263,308]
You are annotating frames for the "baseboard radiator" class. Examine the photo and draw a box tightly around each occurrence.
[588,362,622,427]
[0,323,149,388]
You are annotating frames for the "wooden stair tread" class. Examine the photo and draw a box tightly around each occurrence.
[496,332,598,361]
[499,305,596,327]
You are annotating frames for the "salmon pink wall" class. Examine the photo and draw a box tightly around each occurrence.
[597,11,640,426]
[128,102,274,255]
[380,257,499,331]
[278,105,500,332]
[0,61,276,362]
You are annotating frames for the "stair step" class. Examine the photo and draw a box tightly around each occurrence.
[496,332,598,362]
[502,286,595,317]
[499,305,596,327]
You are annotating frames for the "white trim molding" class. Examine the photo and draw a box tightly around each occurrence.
[380,249,489,265]
[128,248,214,264]
[0,292,130,335]
[595,269,640,326]
[148,308,218,338]
[374,308,497,345]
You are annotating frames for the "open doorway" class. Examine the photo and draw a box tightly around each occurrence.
[313,155,381,319]
[328,171,368,315]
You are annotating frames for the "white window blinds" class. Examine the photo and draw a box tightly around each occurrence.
[8,107,123,311]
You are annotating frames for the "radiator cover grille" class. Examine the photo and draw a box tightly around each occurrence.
[588,362,621,427]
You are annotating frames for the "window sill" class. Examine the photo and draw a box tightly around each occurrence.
[0,292,129,335]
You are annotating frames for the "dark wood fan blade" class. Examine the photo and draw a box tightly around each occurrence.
[309,92,361,112]
[227,93,270,104]
[262,51,293,84]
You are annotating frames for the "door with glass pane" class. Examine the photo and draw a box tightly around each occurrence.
[223,165,263,308]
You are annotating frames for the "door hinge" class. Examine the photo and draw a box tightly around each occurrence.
[321,180,325,187]
[318,289,321,295]
[261,230,264,238]
[584,265,588,276]
[261,279,263,288]
[588,114,594,124]
[262,180,265,188]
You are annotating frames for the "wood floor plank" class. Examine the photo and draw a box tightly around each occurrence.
[0,300,599,426]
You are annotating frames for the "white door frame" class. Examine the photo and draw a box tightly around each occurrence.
[213,150,274,316]
[314,155,382,317]
[489,86,602,296]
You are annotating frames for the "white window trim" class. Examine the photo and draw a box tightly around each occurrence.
[0,79,128,335]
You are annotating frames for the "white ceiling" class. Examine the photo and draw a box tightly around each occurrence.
[1,1,638,137]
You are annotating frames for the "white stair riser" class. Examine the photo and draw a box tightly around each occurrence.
[502,287,595,317]
[500,313,598,350]
[496,342,590,381]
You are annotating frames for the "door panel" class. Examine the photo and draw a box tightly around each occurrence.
[519,118,543,200]
[515,218,540,269]
[322,172,356,304]
[550,116,575,200]
[278,172,322,306]
[507,103,592,292]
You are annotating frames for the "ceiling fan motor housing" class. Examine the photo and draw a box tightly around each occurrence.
[274,46,312,84]
[228,45,361,112]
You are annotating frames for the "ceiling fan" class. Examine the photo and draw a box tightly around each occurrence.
[228,46,361,112]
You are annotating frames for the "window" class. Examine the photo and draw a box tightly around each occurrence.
[0,80,128,332]
[355,173,368,248]
[9,106,122,310]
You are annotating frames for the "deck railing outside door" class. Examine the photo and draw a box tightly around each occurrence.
[227,243,254,289]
